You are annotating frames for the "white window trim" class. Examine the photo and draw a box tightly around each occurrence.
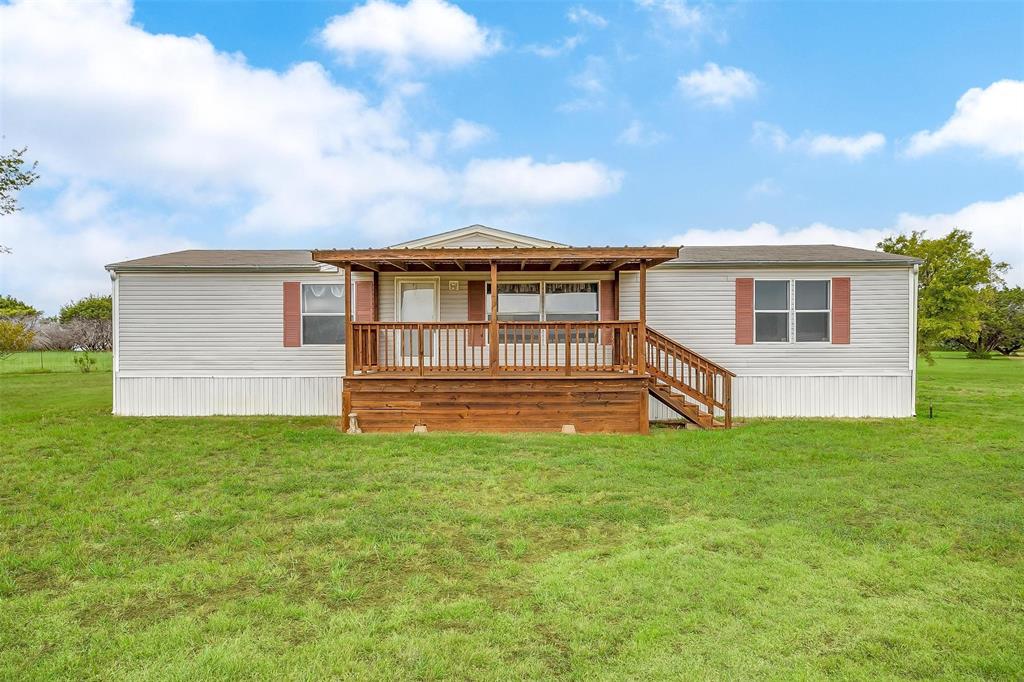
[794,279,832,344]
[301,282,347,346]
[753,278,790,344]
[753,278,833,344]
[486,279,601,321]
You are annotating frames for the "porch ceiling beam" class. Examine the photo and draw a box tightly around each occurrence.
[312,245,680,266]
[609,258,630,271]
[520,259,528,270]
[578,258,599,271]
[356,261,380,272]
[454,259,465,271]
[420,261,436,270]
[548,259,562,271]
[385,260,407,271]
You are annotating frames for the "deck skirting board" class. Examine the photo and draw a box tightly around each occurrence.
[114,375,343,416]
[648,374,914,420]
[346,375,648,433]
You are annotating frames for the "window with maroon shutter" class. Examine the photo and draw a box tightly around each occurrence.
[832,277,851,344]
[735,278,753,344]
[467,280,485,346]
[283,281,301,347]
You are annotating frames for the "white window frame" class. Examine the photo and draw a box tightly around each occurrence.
[485,280,543,322]
[541,280,601,321]
[794,279,832,344]
[301,282,347,346]
[753,279,791,344]
[485,279,602,321]
[753,278,833,344]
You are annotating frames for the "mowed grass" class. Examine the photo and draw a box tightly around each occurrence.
[1,354,1021,680]
[1,350,113,374]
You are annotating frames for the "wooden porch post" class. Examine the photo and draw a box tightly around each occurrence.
[637,260,647,375]
[343,262,353,431]
[371,270,379,321]
[638,259,648,434]
[489,260,498,374]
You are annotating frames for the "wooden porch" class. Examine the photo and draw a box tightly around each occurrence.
[312,245,734,433]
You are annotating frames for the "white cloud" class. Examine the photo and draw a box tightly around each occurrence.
[557,56,608,112]
[906,80,1024,162]
[753,122,886,161]
[805,132,886,160]
[1,0,613,247]
[896,193,1024,285]
[677,63,758,108]
[319,0,501,71]
[447,119,493,150]
[617,120,667,147]
[525,34,583,58]
[462,157,622,206]
[636,0,706,31]
[0,188,199,316]
[745,178,781,199]
[568,6,608,28]
[666,193,1024,286]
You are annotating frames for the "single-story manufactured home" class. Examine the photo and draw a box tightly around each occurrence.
[106,224,921,432]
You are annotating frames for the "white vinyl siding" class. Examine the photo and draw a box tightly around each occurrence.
[116,271,350,377]
[622,265,915,418]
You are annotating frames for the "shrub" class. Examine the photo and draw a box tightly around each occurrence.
[0,319,35,360]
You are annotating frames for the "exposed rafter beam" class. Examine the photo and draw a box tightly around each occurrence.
[579,258,599,271]
[420,261,436,270]
[608,258,630,271]
[453,260,465,271]
[548,259,562,271]
[520,259,528,270]
[385,260,407,271]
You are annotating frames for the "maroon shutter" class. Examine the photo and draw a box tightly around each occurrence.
[354,280,374,322]
[467,280,485,346]
[600,279,615,343]
[735,278,753,344]
[832,277,851,344]
[283,281,301,347]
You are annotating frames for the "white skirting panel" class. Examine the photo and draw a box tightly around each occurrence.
[114,375,343,416]
[649,374,914,420]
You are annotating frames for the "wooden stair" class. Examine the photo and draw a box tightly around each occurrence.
[643,326,734,429]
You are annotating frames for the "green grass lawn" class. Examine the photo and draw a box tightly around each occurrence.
[1,350,113,374]
[1,354,1021,680]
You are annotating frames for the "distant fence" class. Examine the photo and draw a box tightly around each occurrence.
[0,351,114,375]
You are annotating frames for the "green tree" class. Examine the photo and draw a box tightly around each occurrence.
[975,286,1024,356]
[59,294,112,324]
[1,147,40,216]
[878,229,1008,360]
[0,294,41,318]
[0,319,35,361]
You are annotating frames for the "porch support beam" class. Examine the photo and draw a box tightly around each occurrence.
[343,263,353,429]
[548,259,562,271]
[638,259,648,434]
[489,260,499,375]
[579,258,599,271]
[609,258,630,271]
[385,260,407,271]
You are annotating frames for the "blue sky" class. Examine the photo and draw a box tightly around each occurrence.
[1,0,1022,314]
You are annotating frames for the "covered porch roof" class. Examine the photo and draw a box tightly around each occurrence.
[311,246,681,273]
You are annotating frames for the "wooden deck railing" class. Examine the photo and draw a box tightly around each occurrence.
[349,321,640,375]
[644,326,735,427]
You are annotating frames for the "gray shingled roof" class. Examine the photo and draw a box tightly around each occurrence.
[106,249,325,272]
[106,243,920,271]
[667,244,920,266]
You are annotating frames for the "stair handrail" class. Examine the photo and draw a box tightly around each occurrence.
[644,326,734,428]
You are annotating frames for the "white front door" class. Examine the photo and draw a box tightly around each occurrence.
[396,278,439,362]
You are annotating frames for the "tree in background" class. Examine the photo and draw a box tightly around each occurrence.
[58,294,113,351]
[59,294,112,323]
[0,294,41,318]
[1,147,40,254]
[0,319,35,361]
[965,286,1024,357]
[879,229,1008,361]
[1,147,39,216]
